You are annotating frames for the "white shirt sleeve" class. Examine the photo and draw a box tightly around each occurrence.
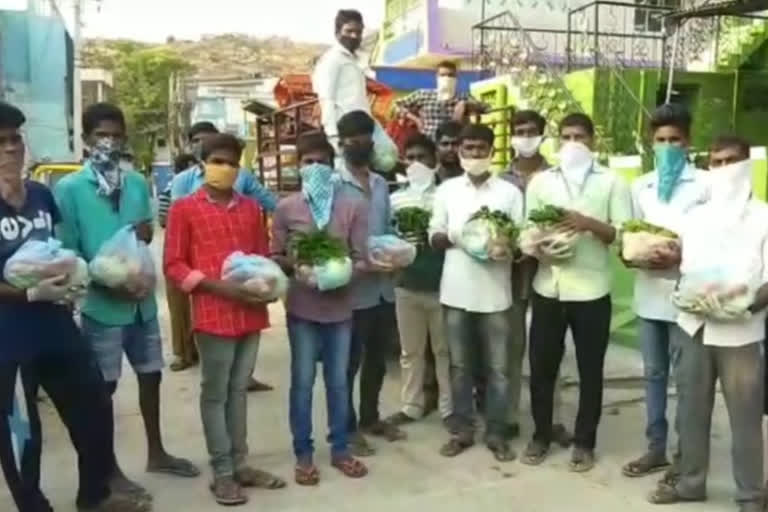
[312,51,340,139]
[429,183,450,242]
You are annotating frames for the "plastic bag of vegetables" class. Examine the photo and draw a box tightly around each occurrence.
[371,121,399,172]
[367,234,417,269]
[520,204,579,261]
[3,238,88,290]
[461,206,519,261]
[393,206,431,245]
[221,252,288,301]
[89,226,156,291]
[620,220,679,265]
[672,266,757,321]
[291,231,353,292]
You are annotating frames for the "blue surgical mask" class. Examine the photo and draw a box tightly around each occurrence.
[655,143,687,203]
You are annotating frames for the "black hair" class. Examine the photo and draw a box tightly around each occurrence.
[436,60,457,72]
[296,131,335,161]
[188,121,218,140]
[336,110,375,138]
[559,112,594,137]
[650,103,692,137]
[82,102,126,136]
[512,110,546,135]
[710,134,751,159]
[435,121,463,142]
[201,133,243,161]
[174,153,198,173]
[459,123,495,146]
[0,102,25,129]
[404,133,436,155]
[335,9,363,33]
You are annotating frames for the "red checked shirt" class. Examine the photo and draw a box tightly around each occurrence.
[164,188,270,338]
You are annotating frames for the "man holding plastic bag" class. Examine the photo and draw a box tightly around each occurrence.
[270,132,370,485]
[647,136,767,512]
[55,103,198,491]
[0,102,149,512]
[621,105,708,480]
[522,114,631,472]
[430,124,523,462]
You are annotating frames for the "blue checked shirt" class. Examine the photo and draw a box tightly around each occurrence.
[170,165,277,212]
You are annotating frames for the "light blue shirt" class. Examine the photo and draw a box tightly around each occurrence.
[338,168,395,309]
[170,165,277,212]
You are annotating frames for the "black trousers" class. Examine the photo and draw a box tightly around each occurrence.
[0,350,113,511]
[529,293,611,450]
[347,301,396,430]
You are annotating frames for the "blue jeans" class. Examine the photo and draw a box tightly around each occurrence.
[638,318,680,457]
[287,315,352,460]
[443,306,511,438]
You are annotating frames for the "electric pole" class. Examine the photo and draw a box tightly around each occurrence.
[72,0,83,160]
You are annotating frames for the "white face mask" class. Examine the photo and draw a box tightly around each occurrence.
[708,159,752,211]
[436,75,457,100]
[460,156,492,177]
[405,161,435,192]
[511,136,544,158]
[557,141,593,186]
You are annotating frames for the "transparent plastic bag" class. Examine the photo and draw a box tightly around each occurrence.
[621,231,679,264]
[3,238,85,289]
[89,226,156,291]
[673,266,757,321]
[221,252,288,301]
[367,234,417,269]
[296,257,353,292]
[519,225,579,262]
[372,121,399,172]
[461,218,514,261]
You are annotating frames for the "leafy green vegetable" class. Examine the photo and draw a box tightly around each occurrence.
[290,231,348,265]
[467,206,520,246]
[622,220,677,239]
[528,204,566,225]
[394,207,431,235]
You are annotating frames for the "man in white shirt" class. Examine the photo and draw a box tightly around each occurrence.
[312,9,369,151]
[430,124,524,462]
[649,136,767,512]
[622,105,709,479]
[522,113,632,472]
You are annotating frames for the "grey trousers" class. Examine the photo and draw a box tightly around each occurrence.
[675,328,764,506]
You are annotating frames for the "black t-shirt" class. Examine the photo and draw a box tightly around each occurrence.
[0,181,83,363]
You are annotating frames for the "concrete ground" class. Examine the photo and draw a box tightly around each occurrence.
[1,240,747,512]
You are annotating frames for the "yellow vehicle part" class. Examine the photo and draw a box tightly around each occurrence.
[30,163,82,188]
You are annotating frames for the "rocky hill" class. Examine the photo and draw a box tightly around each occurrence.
[82,34,329,77]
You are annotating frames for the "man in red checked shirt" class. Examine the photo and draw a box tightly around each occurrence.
[163,133,287,507]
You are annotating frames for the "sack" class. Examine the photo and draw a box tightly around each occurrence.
[372,121,399,172]
[621,231,679,264]
[221,252,288,301]
[368,235,417,268]
[314,257,353,291]
[89,226,156,290]
[3,238,87,289]
[673,267,757,321]
[519,225,579,262]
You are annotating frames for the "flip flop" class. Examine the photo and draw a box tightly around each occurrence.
[294,464,320,486]
[569,447,595,473]
[521,440,549,466]
[331,456,368,479]
[622,453,670,478]
[487,441,517,462]
[440,437,474,457]
[647,483,706,504]
[147,456,200,478]
[235,467,287,490]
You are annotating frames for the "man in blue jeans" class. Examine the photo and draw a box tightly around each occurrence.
[622,104,708,479]
[271,131,369,484]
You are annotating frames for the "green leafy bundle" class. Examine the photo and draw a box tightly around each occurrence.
[468,206,520,245]
[394,207,431,235]
[622,220,677,239]
[528,204,566,225]
[290,231,348,265]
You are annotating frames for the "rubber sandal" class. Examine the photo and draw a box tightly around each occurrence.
[487,441,517,462]
[294,464,320,486]
[440,437,474,457]
[647,483,706,504]
[622,453,670,478]
[349,432,376,457]
[363,421,407,442]
[521,440,549,466]
[146,456,200,478]
[659,467,680,487]
[569,447,595,473]
[209,477,247,506]
[169,359,189,372]
[247,378,273,392]
[234,467,286,489]
[331,456,368,478]
[552,423,573,448]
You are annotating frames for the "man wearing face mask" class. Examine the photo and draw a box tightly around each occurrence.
[55,103,199,494]
[622,104,707,481]
[170,121,276,390]
[164,133,286,505]
[312,9,370,151]
[435,121,465,181]
[270,131,369,485]
[385,134,454,430]
[647,135,767,512]
[395,61,487,142]
[522,113,632,472]
[335,110,404,454]
[430,123,524,462]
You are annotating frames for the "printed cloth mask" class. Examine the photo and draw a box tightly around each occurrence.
[300,163,337,229]
[88,137,123,196]
[654,143,687,203]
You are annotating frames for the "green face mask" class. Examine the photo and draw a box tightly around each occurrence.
[654,143,687,202]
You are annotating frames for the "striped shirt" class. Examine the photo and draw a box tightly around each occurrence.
[157,183,172,227]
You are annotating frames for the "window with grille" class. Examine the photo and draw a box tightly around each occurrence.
[634,0,680,32]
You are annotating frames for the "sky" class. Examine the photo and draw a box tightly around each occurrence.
[80,0,385,44]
